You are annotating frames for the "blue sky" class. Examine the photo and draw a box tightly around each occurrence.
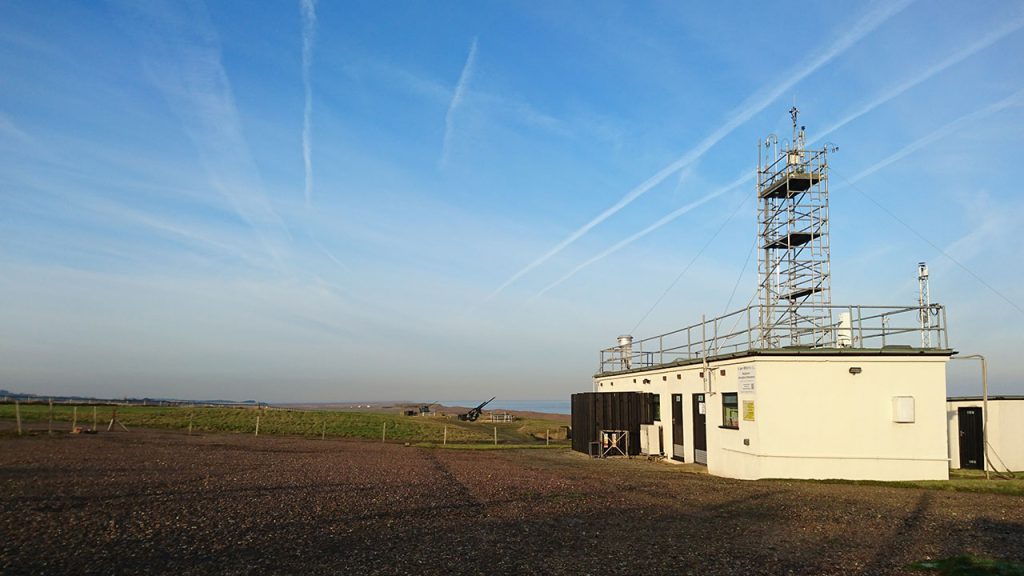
[1,0,1022,402]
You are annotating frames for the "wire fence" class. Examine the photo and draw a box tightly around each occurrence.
[0,401,570,446]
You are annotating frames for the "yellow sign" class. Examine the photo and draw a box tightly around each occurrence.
[743,400,755,421]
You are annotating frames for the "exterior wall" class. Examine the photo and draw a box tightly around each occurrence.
[594,354,950,481]
[947,399,1024,472]
[595,366,697,463]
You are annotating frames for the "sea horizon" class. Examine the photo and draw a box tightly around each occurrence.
[438,399,570,415]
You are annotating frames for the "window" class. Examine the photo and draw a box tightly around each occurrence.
[641,393,661,424]
[722,393,739,429]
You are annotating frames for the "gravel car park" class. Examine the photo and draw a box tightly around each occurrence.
[2,429,1022,575]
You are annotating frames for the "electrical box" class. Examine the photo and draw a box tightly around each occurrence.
[639,424,662,455]
[893,396,915,423]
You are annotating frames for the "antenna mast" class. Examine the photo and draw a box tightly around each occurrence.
[757,108,834,347]
[918,262,930,347]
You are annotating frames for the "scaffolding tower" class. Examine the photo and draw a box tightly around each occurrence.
[757,108,833,348]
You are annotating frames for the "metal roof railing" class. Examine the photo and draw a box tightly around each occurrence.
[598,303,948,374]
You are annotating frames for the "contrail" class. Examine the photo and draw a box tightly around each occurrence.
[814,12,1024,144]
[301,0,317,206]
[485,0,912,301]
[846,87,1024,186]
[617,88,1024,328]
[122,0,293,264]
[529,172,751,301]
[440,37,478,168]
[836,88,1024,315]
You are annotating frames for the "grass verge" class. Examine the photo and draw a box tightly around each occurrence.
[909,554,1024,575]
[792,469,1024,497]
[0,403,571,447]
[413,442,569,450]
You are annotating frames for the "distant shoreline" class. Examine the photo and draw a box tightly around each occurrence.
[1,394,573,416]
[273,399,572,416]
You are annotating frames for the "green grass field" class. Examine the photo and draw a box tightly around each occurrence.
[0,403,571,446]
[892,469,1024,496]
[790,468,1024,497]
[909,554,1024,575]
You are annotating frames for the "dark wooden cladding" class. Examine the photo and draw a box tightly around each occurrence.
[571,392,650,456]
[641,393,657,425]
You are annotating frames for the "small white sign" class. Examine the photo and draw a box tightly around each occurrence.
[698,402,706,415]
[738,365,756,393]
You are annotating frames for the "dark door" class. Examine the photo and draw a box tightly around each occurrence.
[958,407,984,470]
[671,394,684,462]
[693,393,707,465]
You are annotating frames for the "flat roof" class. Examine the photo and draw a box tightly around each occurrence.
[948,395,1024,402]
[595,347,956,378]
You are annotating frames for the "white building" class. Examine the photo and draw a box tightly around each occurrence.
[582,114,956,481]
[590,307,954,481]
[947,396,1024,473]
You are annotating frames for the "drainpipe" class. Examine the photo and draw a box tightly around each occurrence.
[702,314,710,394]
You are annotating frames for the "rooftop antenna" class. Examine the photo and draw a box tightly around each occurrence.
[918,262,931,347]
[790,105,800,143]
[757,109,833,347]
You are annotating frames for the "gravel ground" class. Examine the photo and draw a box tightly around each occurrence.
[1,429,1022,575]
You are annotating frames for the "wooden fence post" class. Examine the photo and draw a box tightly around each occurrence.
[188,409,194,435]
[48,399,53,435]
[15,400,21,436]
[255,414,261,437]
[382,422,387,443]
[92,406,97,432]
[443,425,447,446]
[546,428,550,446]
[494,426,497,446]
[321,420,326,440]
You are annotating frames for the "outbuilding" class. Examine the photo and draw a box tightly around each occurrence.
[947,395,1024,473]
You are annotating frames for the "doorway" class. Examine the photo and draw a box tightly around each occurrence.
[958,406,984,470]
[671,394,684,462]
[693,393,707,465]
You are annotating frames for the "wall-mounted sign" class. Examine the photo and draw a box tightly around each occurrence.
[698,402,706,415]
[743,400,755,421]
[738,365,756,393]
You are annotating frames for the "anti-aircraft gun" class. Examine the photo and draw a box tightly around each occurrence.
[457,397,496,422]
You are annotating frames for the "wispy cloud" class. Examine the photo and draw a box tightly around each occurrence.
[3,163,276,271]
[815,11,1024,144]
[0,113,31,142]
[348,55,451,104]
[529,172,751,301]
[485,0,913,301]
[361,50,572,141]
[116,0,291,263]
[942,212,1003,265]
[311,236,352,273]
[80,196,269,268]
[440,37,478,168]
[837,89,1024,314]
[845,87,1024,186]
[301,0,317,206]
